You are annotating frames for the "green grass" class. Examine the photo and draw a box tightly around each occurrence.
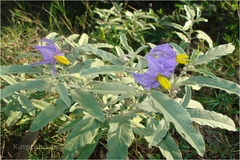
[1,1,239,159]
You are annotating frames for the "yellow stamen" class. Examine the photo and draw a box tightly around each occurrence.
[157,75,171,90]
[176,54,190,64]
[54,55,70,65]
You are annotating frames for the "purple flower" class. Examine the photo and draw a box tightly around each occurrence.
[133,43,189,91]
[146,44,178,77]
[31,38,70,76]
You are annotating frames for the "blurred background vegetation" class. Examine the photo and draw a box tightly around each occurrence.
[1,0,239,159]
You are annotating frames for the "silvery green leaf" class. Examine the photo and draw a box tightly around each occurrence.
[147,43,157,49]
[78,33,89,46]
[67,60,94,74]
[175,98,204,109]
[90,82,134,95]
[77,131,103,159]
[1,80,51,98]
[75,45,121,65]
[184,5,195,20]
[193,30,213,48]
[31,99,50,110]
[4,99,23,127]
[91,43,114,48]
[125,10,134,18]
[187,108,237,131]
[70,89,105,122]
[1,65,43,75]
[151,91,205,156]
[134,45,148,55]
[135,101,157,113]
[182,20,193,31]
[18,95,35,116]
[6,111,22,127]
[162,22,183,31]
[66,34,80,42]
[120,33,134,54]
[183,76,240,96]
[30,98,69,132]
[115,46,125,56]
[158,132,182,160]
[181,85,191,109]
[16,52,42,60]
[80,65,125,76]
[63,116,100,159]
[106,114,132,159]
[1,75,17,85]
[45,32,58,42]
[149,119,168,148]
[173,31,189,42]
[58,118,83,134]
[56,82,71,107]
[195,5,202,18]
[179,41,190,50]
[192,43,235,66]
[197,17,208,22]
[189,68,216,78]
[169,43,186,54]
[131,119,151,137]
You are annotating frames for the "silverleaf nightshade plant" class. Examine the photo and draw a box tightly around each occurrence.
[31,38,70,76]
[133,43,189,91]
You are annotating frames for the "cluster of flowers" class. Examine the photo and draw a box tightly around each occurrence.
[32,38,189,91]
[132,43,189,91]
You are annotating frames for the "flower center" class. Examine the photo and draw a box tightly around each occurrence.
[176,54,190,64]
[54,55,70,65]
[156,74,171,90]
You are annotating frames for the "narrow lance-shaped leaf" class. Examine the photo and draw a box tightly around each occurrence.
[77,131,103,159]
[18,95,35,116]
[58,118,83,134]
[192,43,235,66]
[31,99,50,110]
[67,59,94,74]
[30,98,69,132]
[80,65,125,76]
[120,33,134,54]
[1,75,17,85]
[134,45,149,55]
[5,111,22,127]
[175,98,204,109]
[151,91,205,156]
[70,89,105,122]
[4,100,23,127]
[63,116,100,159]
[74,45,121,65]
[1,80,51,98]
[107,114,132,159]
[90,82,134,95]
[144,118,161,143]
[184,5,195,20]
[149,119,169,148]
[187,108,237,131]
[170,42,187,54]
[1,65,43,75]
[183,76,240,96]
[78,33,89,45]
[131,120,151,137]
[181,85,191,109]
[194,30,213,48]
[56,82,71,107]
[15,52,42,60]
[188,68,216,78]
[158,132,182,160]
